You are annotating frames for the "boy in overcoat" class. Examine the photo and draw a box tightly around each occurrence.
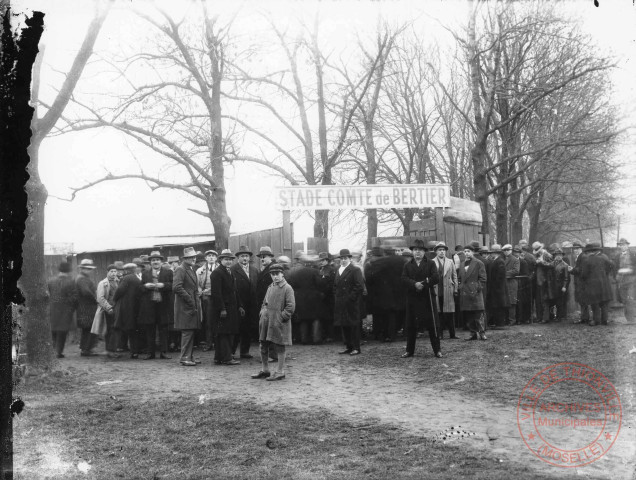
[114,263,142,357]
[333,249,364,355]
[401,239,441,358]
[210,249,242,365]
[172,247,202,366]
[459,245,487,340]
[47,262,77,358]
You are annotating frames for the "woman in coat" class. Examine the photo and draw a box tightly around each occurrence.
[173,247,202,366]
[75,259,98,356]
[251,263,295,381]
[47,262,77,358]
[210,249,241,365]
[459,245,487,340]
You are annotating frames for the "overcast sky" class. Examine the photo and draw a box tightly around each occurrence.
[13,0,636,253]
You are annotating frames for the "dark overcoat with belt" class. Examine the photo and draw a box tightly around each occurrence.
[458,258,486,311]
[138,267,173,326]
[75,273,97,329]
[401,257,439,321]
[47,273,77,331]
[210,265,240,335]
[581,252,613,304]
[230,262,259,325]
[487,256,510,309]
[333,263,364,327]
[286,265,325,321]
[113,273,141,331]
[172,263,201,330]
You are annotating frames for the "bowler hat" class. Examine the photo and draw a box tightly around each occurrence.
[148,250,164,260]
[181,247,197,258]
[337,248,353,258]
[269,263,285,273]
[204,250,218,257]
[409,239,428,251]
[584,242,602,252]
[434,242,448,251]
[618,238,630,246]
[236,245,253,256]
[78,259,97,269]
[256,246,275,258]
[218,249,236,260]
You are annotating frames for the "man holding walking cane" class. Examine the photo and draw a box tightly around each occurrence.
[401,238,442,359]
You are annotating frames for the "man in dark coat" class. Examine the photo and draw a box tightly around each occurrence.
[401,239,441,358]
[47,261,77,358]
[568,241,589,324]
[210,249,241,365]
[173,247,202,366]
[75,259,98,356]
[459,245,487,340]
[486,245,509,328]
[515,247,532,324]
[614,238,636,323]
[230,245,259,358]
[286,259,324,344]
[471,242,490,328]
[114,263,142,358]
[552,249,570,322]
[196,250,218,352]
[333,248,364,355]
[581,243,613,326]
[318,252,336,341]
[138,251,173,360]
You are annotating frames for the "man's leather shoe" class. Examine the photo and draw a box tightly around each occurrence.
[240,354,253,359]
[401,352,413,358]
[159,353,172,360]
[349,350,360,356]
[435,351,443,358]
[142,354,155,360]
[251,371,271,379]
[222,360,240,365]
[465,335,478,341]
[266,372,285,381]
[180,360,196,366]
[338,349,353,355]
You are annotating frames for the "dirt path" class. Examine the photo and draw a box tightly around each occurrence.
[19,338,636,479]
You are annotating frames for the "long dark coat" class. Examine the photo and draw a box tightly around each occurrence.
[581,252,613,304]
[210,266,240,335]
[551,260,570,298]
[333,263,364,327]
[47,273,77,331]
[474,253,490,306]
[256,263,274,308]
[172,263,201,330]
[487,256,510,309]
[75,273,97,329]
[318,264,335,319]
[286,265,325,321]
[504,255,520,304]
[459,258,486,311]
[230,262,259,329]
[366,255,409,313]
[517,257,532,308]
[401,257,439,320]
[137,267,173,326]
[113,273,141,331]
[570,252,588,304]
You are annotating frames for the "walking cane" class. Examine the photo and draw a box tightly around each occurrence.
[426,278,440,340]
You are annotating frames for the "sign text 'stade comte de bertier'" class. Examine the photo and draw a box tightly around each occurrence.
[276,184,451,210]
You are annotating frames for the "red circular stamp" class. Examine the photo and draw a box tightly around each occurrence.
[517,362,622,468]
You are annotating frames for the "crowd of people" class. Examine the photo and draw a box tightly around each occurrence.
[46,236,634,379]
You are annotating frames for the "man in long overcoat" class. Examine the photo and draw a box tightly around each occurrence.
[401,239,441,358]
[113,263,142,358]
[230,246,259,358]
[333,248,364,355]
[138,251,173,360]
[432,242,458,340]
[197,249,218,351]
[210,249,241,365]
[95,264,119,358]
[581,243,613,326]
[486,245,509,328]
[614,238,636,323]
[552,249,570,321]
[286,259,324,344]
[47,261,77,358]
[568,241,589,324]
[75,259,98,356]
[515,248,532,324]
[173,247,202,366]
[459,245,487,340]
[503,244,520,325]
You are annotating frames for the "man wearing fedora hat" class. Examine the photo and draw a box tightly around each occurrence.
[75,259,99,356]
[318,252,336,342]
[197,249,218,352]
[173,247,202,366]
[113,262,143,358]
[210,249,241,365]
[333,248,365,355]
[47,262,77,358]
[580,243,613,326]
[401,238,442,358]
[138,251,173,360]
[432,242,458,340]
[486,245,509,329]
[568,241,589,324]
[231,245,259,358]
[459,244,487,340]
[614,238,636,323]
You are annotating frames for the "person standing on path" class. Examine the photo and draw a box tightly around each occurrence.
[95,264,119,359]
[256,246,278,362]
[333,249,365,356]
[459,245,487,341]
[502,244,520,326]
[196,250,218,352]
[432,242,458,340]
[47,261,77,359]
[401,239,442,358]
[113,263,142,358]
[75,259,99,357]
[210,249,242,365]
[251,263,295,381]
[614,238,636,323]
[138,251,173,360]
[581,242,613,326]
[230,245,259,358]
[173,247,202,366]
[568,241,589,324]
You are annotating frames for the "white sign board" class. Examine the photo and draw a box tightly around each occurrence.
[276,184,451,211]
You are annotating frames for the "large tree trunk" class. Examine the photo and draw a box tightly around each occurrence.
[472,140,490,237]
[509,177,523,244]
[527,195,543,242]
[365,119,378,243]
